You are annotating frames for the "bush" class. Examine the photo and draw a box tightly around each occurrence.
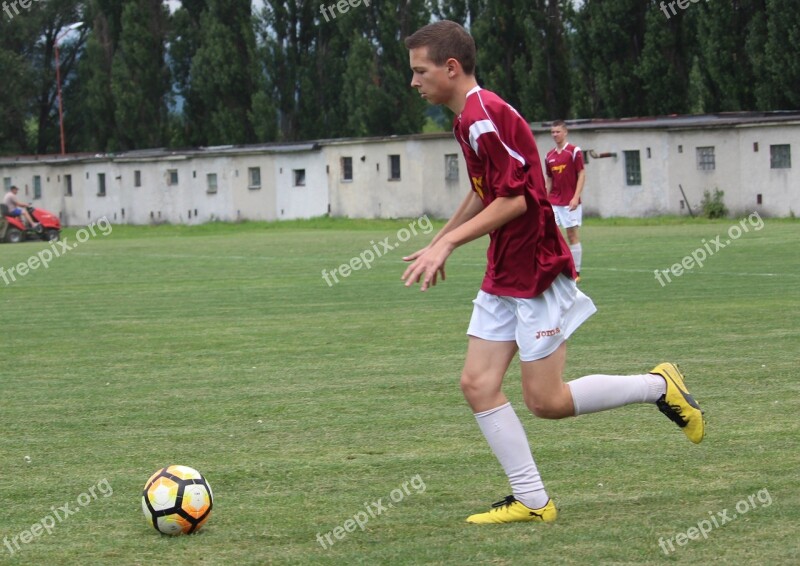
[701,188,728,219]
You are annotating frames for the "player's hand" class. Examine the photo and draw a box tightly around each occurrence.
[568,197,579,211]
[401,242,450,291]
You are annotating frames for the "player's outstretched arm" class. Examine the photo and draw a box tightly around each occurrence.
[402,191,483,264]
[402,194,526,291]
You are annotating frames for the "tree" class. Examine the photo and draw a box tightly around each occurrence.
[571,0,649,118]
[635,2,695,116]
[170,0,209,146]
[756,0,800,109]
[111,0,170,150]
[74,0,124,151]
[30,1,86,154]
[0,14,40,154]
[691,0,766,112]
[189,0,258,145]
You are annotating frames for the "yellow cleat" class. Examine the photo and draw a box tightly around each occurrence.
[650,363,705,444]
[466,496,557,524]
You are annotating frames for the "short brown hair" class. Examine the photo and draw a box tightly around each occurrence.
[404,20,476,76]
[551,120,567,129]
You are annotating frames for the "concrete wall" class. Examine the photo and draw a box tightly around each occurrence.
[324,135,467,219]
[1,121,797,225]
[547,123,800,218]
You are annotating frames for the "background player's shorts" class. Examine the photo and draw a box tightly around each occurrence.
[552,204,582,228]
[467,274,597,362]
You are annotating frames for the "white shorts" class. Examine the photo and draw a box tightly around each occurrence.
[466,274,597,362]
[552,204,582,228]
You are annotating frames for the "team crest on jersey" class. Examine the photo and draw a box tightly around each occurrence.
[471,176,485,199]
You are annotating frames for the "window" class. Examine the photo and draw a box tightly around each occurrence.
[624,150,641,186]
[65,174,72,196]
[167,169,179,185]
[293,169,306,187]
[770,144,791,169]
[341,157,353,181]
[207,173,218,194]
[98,173,106,196]
[3,177,10,191]
[696,146,715,170]
[33,175,42,199]
[248,167,261,189]
[445,154,459,181]
[388,154,401,180]
[134,170,141,187]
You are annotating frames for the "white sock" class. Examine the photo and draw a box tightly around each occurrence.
[569,243,582,273]
[568,374,666,416]
[474,402,549,509]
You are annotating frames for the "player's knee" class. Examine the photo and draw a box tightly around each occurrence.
[566,230,580,245]
[524,395,570,419]
[459,371,497,402]
[459,371,479,398]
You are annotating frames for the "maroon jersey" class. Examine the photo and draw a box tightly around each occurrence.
[453,87,575,297]
[545,143,585,206]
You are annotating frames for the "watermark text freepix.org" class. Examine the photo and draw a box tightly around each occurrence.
[319,0,370,23]
[321,215,433,287]
[658,488,772,555]
[2,478,113,556]
[659,0,705,20]
[316,474,426,550]
[654,211,764,287]
[2,0,43,22]
[1,217,113,286]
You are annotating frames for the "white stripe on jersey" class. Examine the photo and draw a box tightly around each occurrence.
[468,120,495,154]
[466,108,526,167]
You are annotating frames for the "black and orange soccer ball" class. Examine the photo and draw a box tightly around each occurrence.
[142,465,213,535]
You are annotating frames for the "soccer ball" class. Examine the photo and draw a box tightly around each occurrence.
[142,465,213,535]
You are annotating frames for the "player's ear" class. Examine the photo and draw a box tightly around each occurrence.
[445,57,460,78]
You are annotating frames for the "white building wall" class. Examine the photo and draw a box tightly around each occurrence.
[736,124,800,217]
[561,130,673,217]
[273,153,328,219]
[667,130,742,216]
[325,135,466,219]
[2,119,797,224]
[229,155,276,221]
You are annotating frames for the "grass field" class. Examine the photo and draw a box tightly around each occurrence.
[1,216,798,565]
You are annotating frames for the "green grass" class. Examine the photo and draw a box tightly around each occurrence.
[1,217,798,565]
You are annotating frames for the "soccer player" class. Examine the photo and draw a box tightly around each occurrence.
[401,20,705,524]
[545,121,585,281]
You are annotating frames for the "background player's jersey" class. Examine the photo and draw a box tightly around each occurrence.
[453,86,574,298]
[545,143,584,206]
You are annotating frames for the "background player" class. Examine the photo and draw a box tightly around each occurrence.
[401,20,705,525]
[545,121,585,281]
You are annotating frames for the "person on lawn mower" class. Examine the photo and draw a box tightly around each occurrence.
[3,186,41,231]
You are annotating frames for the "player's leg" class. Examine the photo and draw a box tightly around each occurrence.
[520,342,574,419]
[462,293,556,524]
[460,336,516,413]
[517,276,705,443]
[565,206,582,276]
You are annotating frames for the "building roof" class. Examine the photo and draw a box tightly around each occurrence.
[532,111,800,132]
[0,141,322,166]
[1,112,798,166]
